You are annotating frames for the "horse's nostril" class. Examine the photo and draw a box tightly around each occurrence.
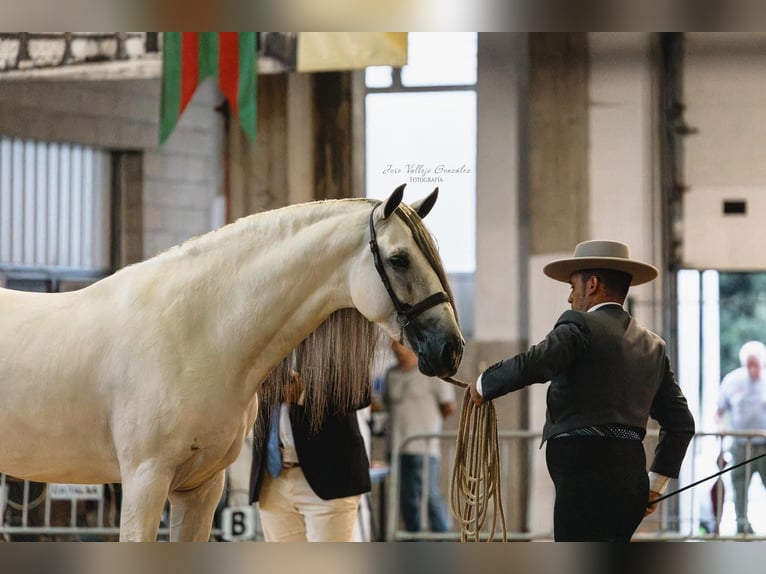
[442,342,456,366]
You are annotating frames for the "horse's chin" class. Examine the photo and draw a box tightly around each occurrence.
[417,355,458,379]
[412,333,463,378]
[417,357,438,377]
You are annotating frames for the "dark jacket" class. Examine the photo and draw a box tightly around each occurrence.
[480,305,695,477]
[249,400,371,503]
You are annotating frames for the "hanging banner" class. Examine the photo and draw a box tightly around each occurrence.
[160,32,257,144]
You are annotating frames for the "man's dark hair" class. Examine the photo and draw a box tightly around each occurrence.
[578,268,631,301]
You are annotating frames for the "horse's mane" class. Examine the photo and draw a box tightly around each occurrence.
[256,307,383,435]
[394,202,457,321]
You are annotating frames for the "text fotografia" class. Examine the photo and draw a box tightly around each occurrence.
[382,163,472,183]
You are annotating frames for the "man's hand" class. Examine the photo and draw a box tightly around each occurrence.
[644,490,662,517]
[469,378,484,407]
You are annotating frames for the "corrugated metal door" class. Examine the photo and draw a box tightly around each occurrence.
[0,137,111,272]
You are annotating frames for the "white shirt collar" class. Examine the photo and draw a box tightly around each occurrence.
[588,301,623,313]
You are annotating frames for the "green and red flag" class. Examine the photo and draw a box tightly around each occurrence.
[160,32,257,144]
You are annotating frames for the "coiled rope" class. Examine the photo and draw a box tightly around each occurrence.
[441,377,507,542]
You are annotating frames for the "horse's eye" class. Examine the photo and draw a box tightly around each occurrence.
[388,254,410,271]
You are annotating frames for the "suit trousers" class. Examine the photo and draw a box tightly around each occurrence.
[257,466,361,542]
[546,436,649,542]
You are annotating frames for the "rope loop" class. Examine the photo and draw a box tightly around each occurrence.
[449,387,507,542]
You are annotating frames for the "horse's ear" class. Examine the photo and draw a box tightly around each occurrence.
[382,184,406,219]
[410,187,439,219]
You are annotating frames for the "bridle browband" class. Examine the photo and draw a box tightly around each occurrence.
[368,204,452,343]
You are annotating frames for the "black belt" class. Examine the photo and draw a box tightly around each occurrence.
[553,423,644,441]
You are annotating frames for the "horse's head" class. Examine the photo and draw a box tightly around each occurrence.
[350,184,464,377]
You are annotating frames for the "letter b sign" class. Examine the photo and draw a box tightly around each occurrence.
[221,506,255,541]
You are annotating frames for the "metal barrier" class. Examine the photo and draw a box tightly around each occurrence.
[0,478,226,541]
[386,429,546,541]
[385,429,766,541]
[637,430,766,541]
[3,429,766,541]
[0,479,122,541]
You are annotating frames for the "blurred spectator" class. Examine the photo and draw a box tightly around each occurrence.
[383,340,456,534]
[716,340,766,535]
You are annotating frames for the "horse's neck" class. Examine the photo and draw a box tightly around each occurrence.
[140,200,370,393]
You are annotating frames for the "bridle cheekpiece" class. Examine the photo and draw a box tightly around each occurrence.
[368,204,451,343]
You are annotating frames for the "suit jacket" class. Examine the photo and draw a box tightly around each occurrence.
[480,305,695,477]
[249,400,371,503]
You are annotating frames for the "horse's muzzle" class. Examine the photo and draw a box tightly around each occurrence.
[415,333,464,378]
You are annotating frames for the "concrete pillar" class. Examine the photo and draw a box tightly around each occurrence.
[588,33,661,331]
[525,32,591,536]
[471,32,530,532]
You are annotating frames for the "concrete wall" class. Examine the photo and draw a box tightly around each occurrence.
[683,33,766,271]
[0,76,224,263]
[588,33,663,331]
[0,70,350,264]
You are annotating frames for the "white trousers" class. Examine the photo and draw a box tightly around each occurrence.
[257,466,361,542]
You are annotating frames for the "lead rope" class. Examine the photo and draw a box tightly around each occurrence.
[441,377,507,542]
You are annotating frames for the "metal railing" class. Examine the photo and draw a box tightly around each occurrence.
[0,478,222,541]
[3,429,766,541]
[385,429,766,542]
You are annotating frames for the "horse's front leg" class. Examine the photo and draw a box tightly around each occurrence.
[168,470,226,542]
[119,462,173,541]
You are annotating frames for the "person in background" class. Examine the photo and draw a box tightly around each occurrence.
[716,339,766,535]
[384,340,456,534]
[469,240,695,542]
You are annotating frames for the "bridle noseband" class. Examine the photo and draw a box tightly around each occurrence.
[368,205,452,343]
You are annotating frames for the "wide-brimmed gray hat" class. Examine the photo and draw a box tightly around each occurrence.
[543,240,658,286]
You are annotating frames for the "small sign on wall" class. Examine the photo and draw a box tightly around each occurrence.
[48,484,104,500]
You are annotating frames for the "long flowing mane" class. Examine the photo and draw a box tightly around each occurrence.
[257,308,383,434]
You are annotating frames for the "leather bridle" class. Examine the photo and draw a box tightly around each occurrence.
[368,205,451,344]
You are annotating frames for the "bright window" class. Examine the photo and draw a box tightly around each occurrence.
[365,91,476,273]
[365,33,477,275]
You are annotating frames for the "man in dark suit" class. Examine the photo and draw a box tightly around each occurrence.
[469,240,696,542]
[249,374,371,542]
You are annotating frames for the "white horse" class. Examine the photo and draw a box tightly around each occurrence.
[0,184,463,541]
